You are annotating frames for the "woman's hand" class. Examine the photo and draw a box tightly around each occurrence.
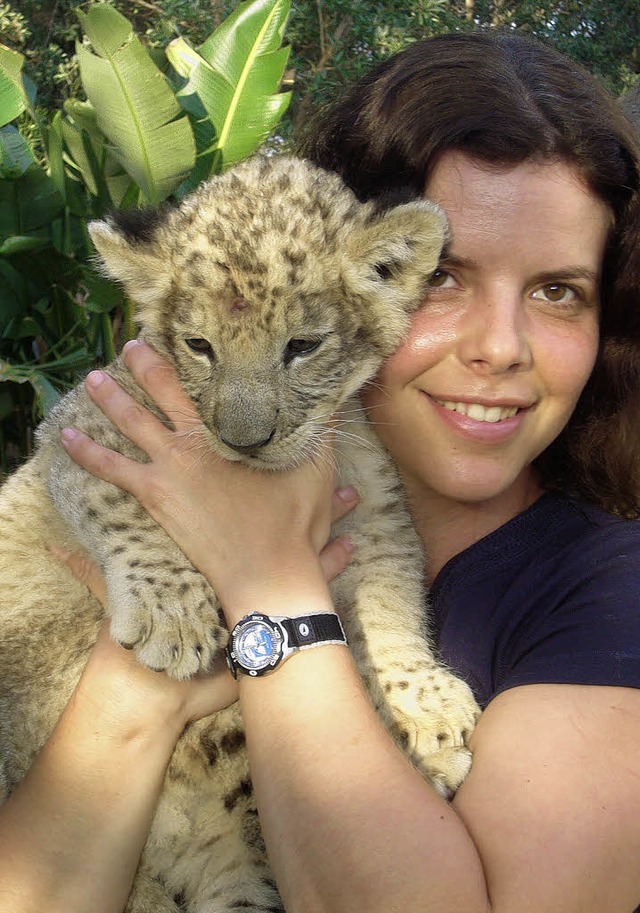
[60,340,357,621]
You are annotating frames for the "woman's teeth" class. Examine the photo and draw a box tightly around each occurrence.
[434,399,520,423]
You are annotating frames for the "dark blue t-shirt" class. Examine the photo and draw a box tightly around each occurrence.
[431,492,640,913]
[431,491,640,710]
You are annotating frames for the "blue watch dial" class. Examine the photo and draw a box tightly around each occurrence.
[235,620,283,673]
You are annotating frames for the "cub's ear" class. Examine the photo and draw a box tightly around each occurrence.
[88,213,172,309]
[341,199,448,311]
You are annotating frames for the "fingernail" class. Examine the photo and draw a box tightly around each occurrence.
[336,485,358,504]
[85,370,106,389]
[123,338,142,354]
[340,535,355,553]
[61,428,79,443]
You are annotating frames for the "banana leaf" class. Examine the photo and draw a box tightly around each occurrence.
[0,45,31,128]
[166,0,291,174]
[62,99,135,208]
[0,160,63,239]
[76,4,195,204]
[0,125,34,178]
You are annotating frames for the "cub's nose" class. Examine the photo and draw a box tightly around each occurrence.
[219,429,276,454]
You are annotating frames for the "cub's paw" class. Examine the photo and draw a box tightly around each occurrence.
[106,563,227,679]
[378,661,480,797]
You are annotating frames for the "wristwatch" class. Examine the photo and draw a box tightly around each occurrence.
[225,611,348,678]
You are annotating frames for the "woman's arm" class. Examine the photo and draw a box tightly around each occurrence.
[0,627,188,913]
[60,340,640,913]
[0,552,238,913]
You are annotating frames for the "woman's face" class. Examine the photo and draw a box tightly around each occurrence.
[362,152,611,510]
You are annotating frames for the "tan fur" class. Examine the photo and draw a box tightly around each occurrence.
[0,156,480,912]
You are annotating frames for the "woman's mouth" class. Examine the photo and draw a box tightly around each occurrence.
[425,394,531,443]
[431,398,520,423]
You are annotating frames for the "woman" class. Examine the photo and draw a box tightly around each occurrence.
[2,31,640,913]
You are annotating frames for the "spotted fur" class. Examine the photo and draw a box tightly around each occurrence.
[0,156,479,912]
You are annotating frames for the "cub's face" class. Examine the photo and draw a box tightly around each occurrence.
[90,156,446,469]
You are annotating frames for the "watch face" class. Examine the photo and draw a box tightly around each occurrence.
[234,618,283,674]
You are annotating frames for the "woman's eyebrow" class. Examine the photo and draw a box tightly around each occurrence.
[437,248,600,286]
[528,267,600,286]
[437,249,477,270]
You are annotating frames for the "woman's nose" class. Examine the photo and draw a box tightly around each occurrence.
[457,290,532,375]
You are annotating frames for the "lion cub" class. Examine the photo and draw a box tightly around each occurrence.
[0,156,479,912]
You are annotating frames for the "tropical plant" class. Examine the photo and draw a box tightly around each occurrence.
[0,0,291,472]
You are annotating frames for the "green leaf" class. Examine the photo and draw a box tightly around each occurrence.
[76,5,196,204]
[0,362,62,415]
[0,125,35,178]
[0,236,49,255]
[45,111,66,199]
[0,44,28,127]
[0,162,64,239]
[62,99,114,205]
[0,259,26,322]
[81,265,126,315]
[167,0,291,171]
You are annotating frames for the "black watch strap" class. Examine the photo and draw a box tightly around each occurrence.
[281,613,346,649]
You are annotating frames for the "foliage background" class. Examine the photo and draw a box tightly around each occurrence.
[0,0,638,473]
[5,0,639,142]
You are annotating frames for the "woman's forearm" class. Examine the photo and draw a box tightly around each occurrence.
[0,646,184,913]
[237,623,489,913]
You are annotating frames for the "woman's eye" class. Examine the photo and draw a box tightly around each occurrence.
[185,337,215,357]
[532,284,579,305]
[427,268,454,289]
[283,338,322,365]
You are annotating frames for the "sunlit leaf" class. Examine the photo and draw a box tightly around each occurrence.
[0,45,28,127]
[166,0,291,172]
[77,4,195,203]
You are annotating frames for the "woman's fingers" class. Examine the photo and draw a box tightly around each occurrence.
[319,536,354,582]
[79,341,204,463]
[319,487,358,582]
[122,339,201,431]
[83,369,172,459]
[332,485,358,523]
[61,426,148,494]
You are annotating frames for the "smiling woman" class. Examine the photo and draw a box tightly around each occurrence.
[361,154,608,572]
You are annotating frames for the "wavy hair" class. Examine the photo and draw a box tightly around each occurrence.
[300,32,640,516]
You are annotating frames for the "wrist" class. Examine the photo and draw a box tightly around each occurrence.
[219,557,336,628]
[77,636,187,743]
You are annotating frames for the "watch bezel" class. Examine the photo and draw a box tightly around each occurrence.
[226,612,285,678]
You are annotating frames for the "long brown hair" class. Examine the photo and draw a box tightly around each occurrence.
[301,32,640,517]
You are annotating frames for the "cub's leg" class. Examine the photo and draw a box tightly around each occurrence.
[334,532,479,795]
[332,415,480,795]
[125,869,183,913]
[47,454,225,679]
[37,373,227,680]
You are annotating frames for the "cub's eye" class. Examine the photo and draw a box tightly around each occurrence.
[185,337,215,358]
[283,338,322,365]
[373,260,397,281]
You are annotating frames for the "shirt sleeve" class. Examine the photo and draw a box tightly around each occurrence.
[493,522,640,697]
